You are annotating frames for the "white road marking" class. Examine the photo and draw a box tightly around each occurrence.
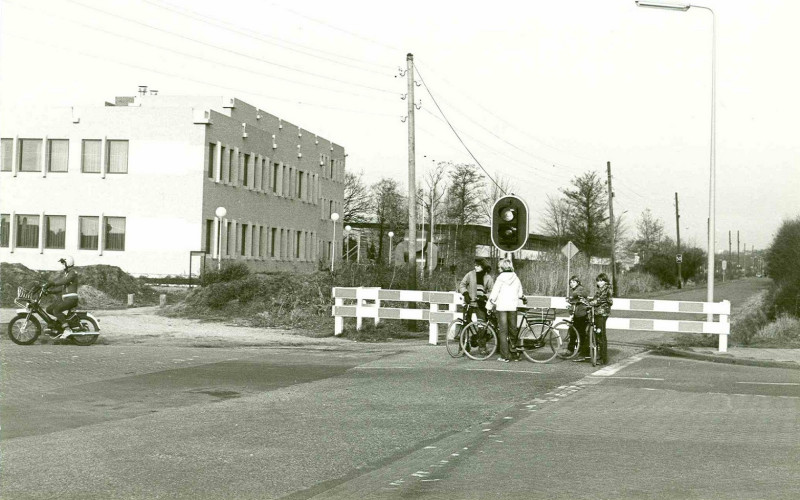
[352,366,416,370]
[588,376,665,381]
[466,368,541,374]
[590,353,649,377]
[736,382,800,386]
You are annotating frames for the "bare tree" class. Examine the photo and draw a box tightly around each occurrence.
[445,162,485,260]
[420,162,448,270]
[343,171,371,223]
[371,178,407,263]
[478,172,511,225]
[540,194,573,245]
[627,208,665,263]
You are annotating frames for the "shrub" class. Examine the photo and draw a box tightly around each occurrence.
[756,313,800,341]
[729,290,770,345]
[201,262,250,285]
[766,216,800,316]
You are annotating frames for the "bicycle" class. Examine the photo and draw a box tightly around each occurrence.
[459,310,499,361]
[514,307,564,363]
[550,313,582,360]
[582,303,606,367]
[446,302,484,358]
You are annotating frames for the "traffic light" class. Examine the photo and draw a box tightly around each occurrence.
[491,195,529,253]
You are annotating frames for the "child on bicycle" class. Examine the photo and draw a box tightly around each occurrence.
[487,258,526,362]
[565,275,588,359]
[588,273,613,365]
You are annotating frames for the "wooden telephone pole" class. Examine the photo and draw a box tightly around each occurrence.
[406,53,417,290]
[675,192,683,288]
[606,161,618,297]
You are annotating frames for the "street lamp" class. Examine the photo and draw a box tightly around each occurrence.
[215,206,227,270]
[330,212,339,272]
[388,231,394,264]
[635,0,716,310]
[344,225,351,262]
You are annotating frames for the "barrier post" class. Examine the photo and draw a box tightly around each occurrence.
[429,302,438,345]
[718,300,730,352]
[334,296,344,335]
[356,287,363,331]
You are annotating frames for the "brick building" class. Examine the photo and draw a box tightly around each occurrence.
[0,93,345,276]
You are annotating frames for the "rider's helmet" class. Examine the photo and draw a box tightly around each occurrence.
[58,256,75,268]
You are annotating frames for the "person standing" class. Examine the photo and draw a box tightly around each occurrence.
[458,258,494,322]
[588,273,613,364]
[566,276,588,358]
[487,258,526,362]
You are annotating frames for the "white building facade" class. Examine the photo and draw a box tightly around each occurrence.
[0,94,346,276]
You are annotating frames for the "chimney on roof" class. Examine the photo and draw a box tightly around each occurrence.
[138,85,148,96]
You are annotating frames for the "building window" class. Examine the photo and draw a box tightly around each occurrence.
[272,163,279,193]
[228,149,235,183]
[16,214,39,248]
[243,154,250,187]
[19,139,43,172]
[47,139,69,172]
[270,228,277,257]
[297,171,304,199]
[107,140,128,174]
[82,140,102,173]
[1,139,13,172]
[0,214,9,247]
[205,219,214,253]
[45,215,66,249]
[104,217,126,251]
[226,221,233,256]
[79,216,99,249]
[261,158,268,191]
[207,143,216,179]
[296,231,302,259]
[240,224,247,256]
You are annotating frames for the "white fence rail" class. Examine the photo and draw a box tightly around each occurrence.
[332,287,732,352]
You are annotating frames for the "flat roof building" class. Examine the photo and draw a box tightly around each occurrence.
[0,94,346,276]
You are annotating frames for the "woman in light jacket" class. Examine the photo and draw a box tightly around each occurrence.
[487,258,526,362]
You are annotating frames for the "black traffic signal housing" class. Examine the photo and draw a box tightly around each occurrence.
[491,195,529,253]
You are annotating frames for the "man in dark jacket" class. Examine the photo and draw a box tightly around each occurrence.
[459,258,494,321]
[44,256,80,339]
[566,276,588,358]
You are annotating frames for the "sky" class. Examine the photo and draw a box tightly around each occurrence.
[1,0,798,253]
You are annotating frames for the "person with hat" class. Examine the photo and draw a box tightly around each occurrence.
[43,256,80,339]
[458,258,494,323]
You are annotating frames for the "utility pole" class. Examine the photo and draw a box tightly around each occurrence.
[737,230,740,267]
[406,53,417,290]
[675,192,683,288]
[606,161,618,297]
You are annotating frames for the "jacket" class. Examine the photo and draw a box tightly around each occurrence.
[589,284,613,317]
[488,271,525,312]
[47,269,79,295]
[459,270,494,303]
[566,284,588,318]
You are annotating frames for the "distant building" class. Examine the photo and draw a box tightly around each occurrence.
[0,93,346,276]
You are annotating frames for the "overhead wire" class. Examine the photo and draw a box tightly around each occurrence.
[63,0,397,95]
[141,0,395,76]
[4,0,398,102]
[414,67,506,194]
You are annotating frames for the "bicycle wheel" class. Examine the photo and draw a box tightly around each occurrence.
[445,319,465,358]
[519,323,558,363]
[553,321,580,359]
[8,315,42,345]
[588,325,598,367]
[461,321,497,360]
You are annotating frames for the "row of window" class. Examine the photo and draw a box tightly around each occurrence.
[0,214,126,251]
[204,219,325,262]
[1,138,129,174]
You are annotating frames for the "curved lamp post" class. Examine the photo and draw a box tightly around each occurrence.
[215,206,227,270]
[388,231,394,264]
[330,212,339,272]
[635,0,716,312]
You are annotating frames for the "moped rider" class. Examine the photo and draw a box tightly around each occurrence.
[43,256,80,339]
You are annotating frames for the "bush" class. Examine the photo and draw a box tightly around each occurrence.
[756,313,800,342]
[766,216,800,316]
[201,262,250,285]
[729,290,771,345]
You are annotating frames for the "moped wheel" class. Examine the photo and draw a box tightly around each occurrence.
[70,317,100,346]
[8,315,42,345]
[461,322,497,360]
[445,319,465,358]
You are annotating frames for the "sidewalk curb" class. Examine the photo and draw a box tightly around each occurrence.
[651,346,800,370]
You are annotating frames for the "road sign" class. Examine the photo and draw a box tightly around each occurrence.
[676,254,683,263]
[722,260,727,271]
[561,241,579,259]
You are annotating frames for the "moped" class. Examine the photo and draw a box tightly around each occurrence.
[7,283,100,346]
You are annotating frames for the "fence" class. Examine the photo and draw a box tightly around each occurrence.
[331,287,732,352]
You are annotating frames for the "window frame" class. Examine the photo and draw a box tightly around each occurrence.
[47,139,69,173]
[103,216,126,251]
[79,216,100,250]
[15,214,40,248]
[1,139,13,172]
[18,138,43,173]
[106,140,129,174]
[44,215,67,249]
[81,140,102,174]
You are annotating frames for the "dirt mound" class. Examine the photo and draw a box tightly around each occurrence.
[1,262,157,308]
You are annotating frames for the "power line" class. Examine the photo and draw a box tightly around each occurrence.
[5,0,397,102]
[6,33,401,119]
[415,67,506,194]
[62,0,397,95]
[141,0,395,76]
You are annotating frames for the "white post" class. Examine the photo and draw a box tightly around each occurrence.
[429,302,438,345]
[334,297,344,335]
[718,300,729,352]
[356,288,363,331]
